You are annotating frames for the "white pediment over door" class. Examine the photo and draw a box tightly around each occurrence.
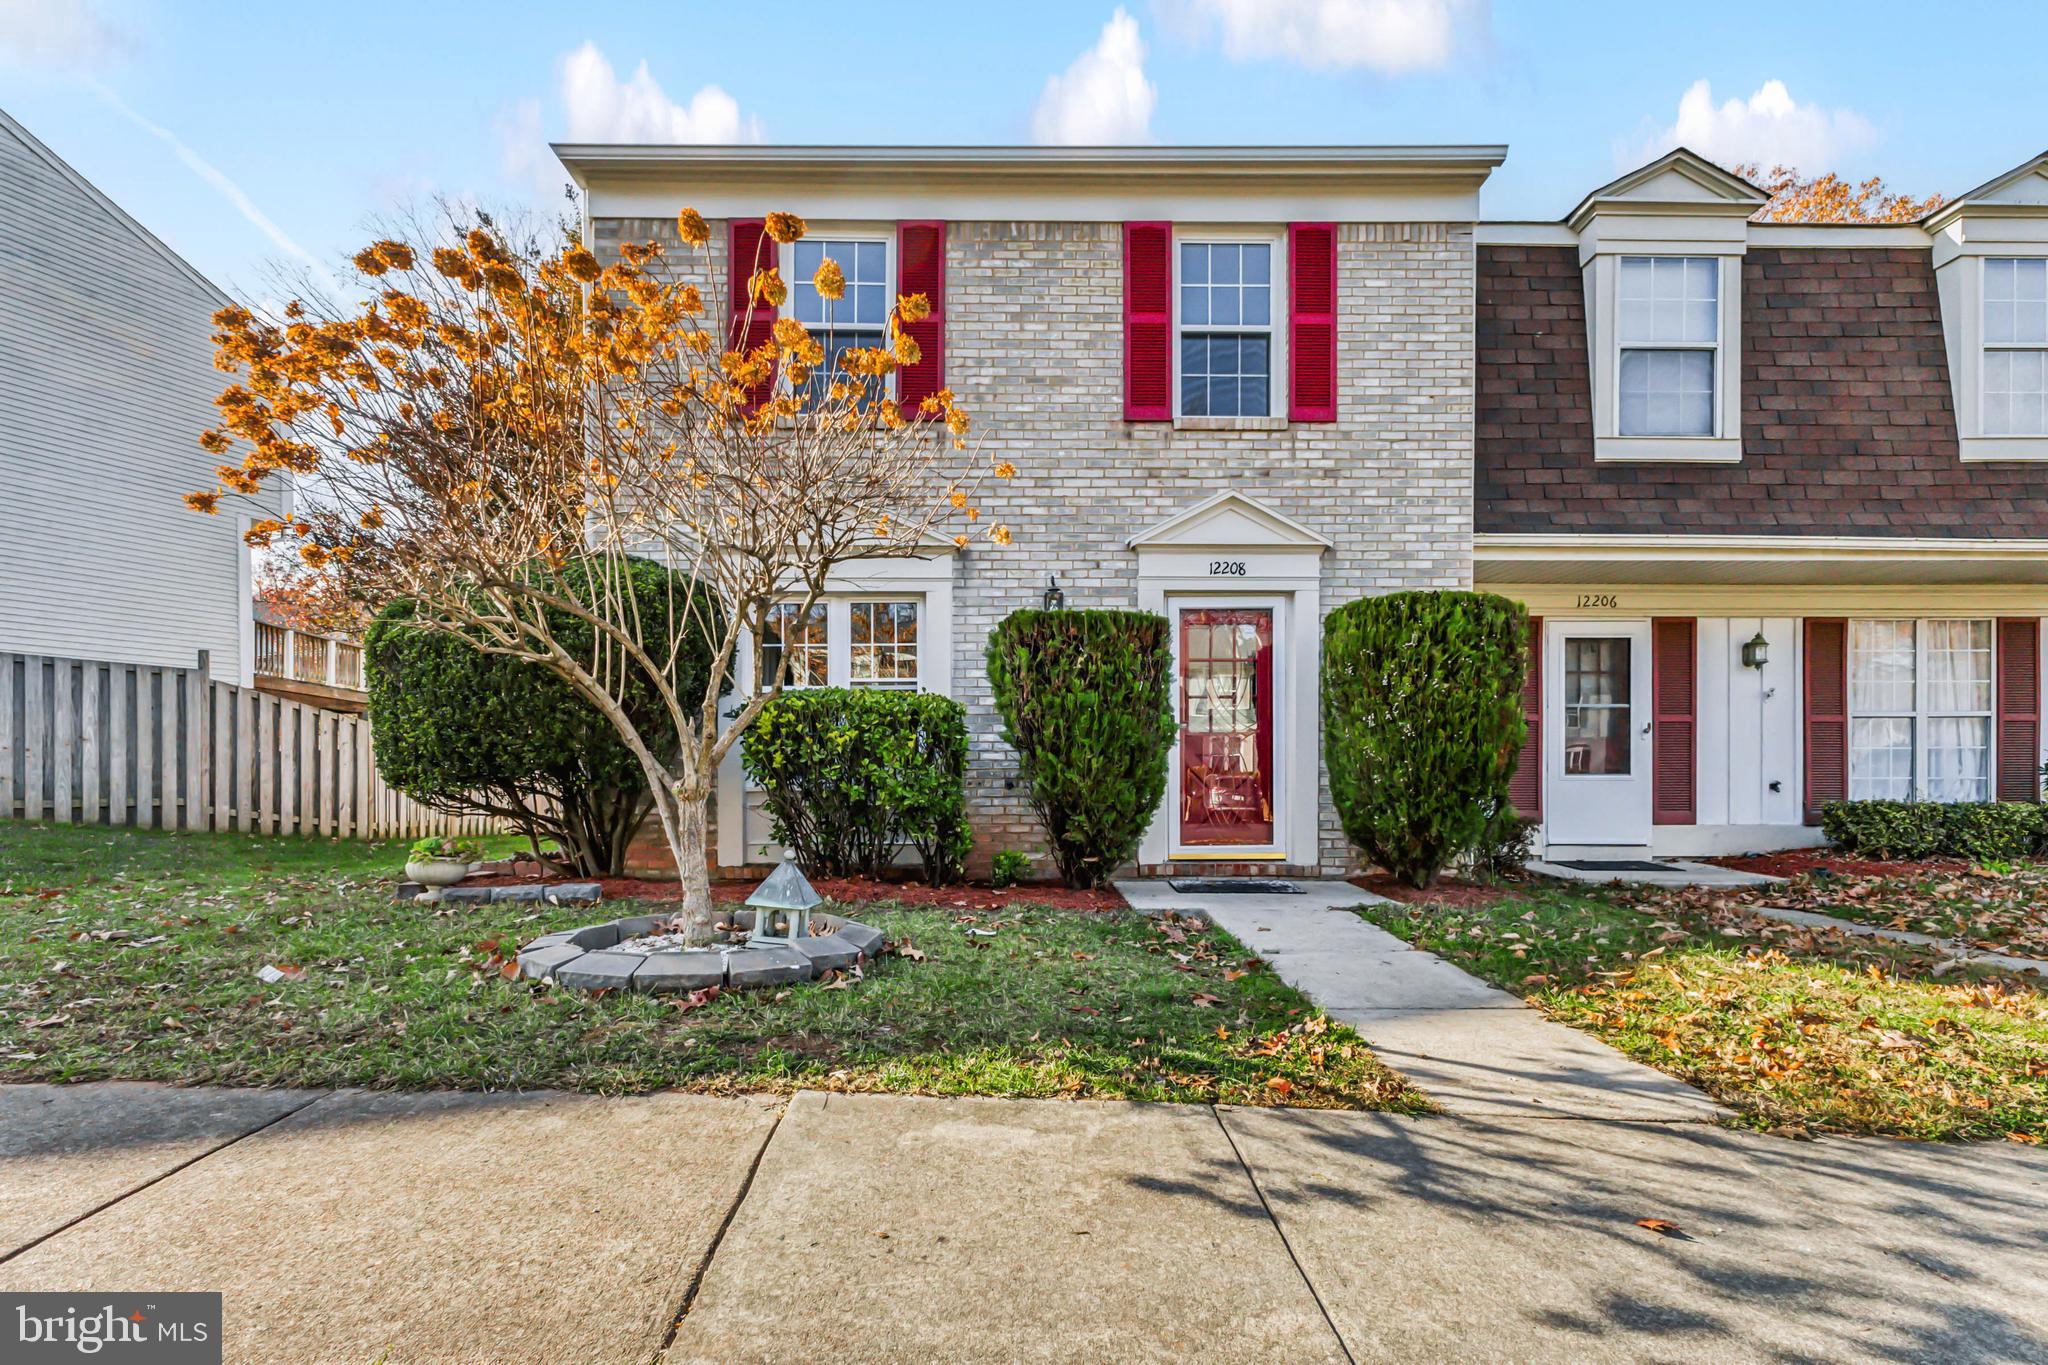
[1126,491,1333,552]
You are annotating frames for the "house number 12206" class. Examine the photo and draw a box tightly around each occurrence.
[1576,593,1618,608]
[1209,560,1247,576]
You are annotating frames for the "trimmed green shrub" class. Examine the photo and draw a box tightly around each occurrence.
[741,688,970,885]
[1323,591,1530,888]
[990,850,1032,888]
[987,610,1177,888]
[1820,800,2048,863]
[364,559,723,877]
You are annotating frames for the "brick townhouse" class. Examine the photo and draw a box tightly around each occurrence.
[558,141,2048,875]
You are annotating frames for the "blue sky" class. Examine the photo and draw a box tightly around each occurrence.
[3,0,2044,299]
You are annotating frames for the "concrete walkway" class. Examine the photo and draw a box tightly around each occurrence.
[1736,901,2048,976]
[1118,879,1723,1121]
[1528,857,1784,889]
[4,1083,2045,1363]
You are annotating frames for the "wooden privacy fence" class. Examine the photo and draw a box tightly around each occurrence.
[0,649,494,839]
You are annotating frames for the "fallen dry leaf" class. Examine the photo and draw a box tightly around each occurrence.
[1634,1218,1685,1237]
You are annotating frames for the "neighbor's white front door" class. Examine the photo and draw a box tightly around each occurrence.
[1545,621,1653,848]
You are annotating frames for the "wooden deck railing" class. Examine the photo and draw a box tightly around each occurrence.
[255,622,364,693]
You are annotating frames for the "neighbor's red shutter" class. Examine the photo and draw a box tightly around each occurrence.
[1652,618,1697,825]
[1123,222,1172,421]
[897,220,946,416]
[1288,222,1337,422]
[1507,616,1542,820]
[1997,618,2041,802]
[1804,619,1849,824]
[727,218,776,409]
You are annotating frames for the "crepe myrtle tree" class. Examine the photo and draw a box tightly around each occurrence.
[187,206,1014,940]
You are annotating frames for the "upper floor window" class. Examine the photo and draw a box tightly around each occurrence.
[789,237,891,404]
[1178,240,1273,418]
[1616,256,1718,438]
[1983,257,2048,437]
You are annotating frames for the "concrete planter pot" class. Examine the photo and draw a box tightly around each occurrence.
[404,858,472,902]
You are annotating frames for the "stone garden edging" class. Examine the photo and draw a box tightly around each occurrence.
[516,909,886,993]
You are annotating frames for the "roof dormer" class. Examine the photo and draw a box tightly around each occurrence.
[1568,149,1769,465]
[1925,151,2048,462]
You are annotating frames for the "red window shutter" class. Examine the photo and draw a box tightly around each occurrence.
[1652,618,1697,825]
[1123,222,1172,421]
[1507,616,1542,820]
[1803,619,1849,824]
[896,221,946,417]
[1288,223,1338,422]
[1997,618,2041,802]
[727,218,776,409]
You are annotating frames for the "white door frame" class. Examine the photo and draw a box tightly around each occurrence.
[1129,492,1329,868]
[1545,618,1654,849]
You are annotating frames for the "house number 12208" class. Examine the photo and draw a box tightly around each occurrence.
[1209,560,1247,576]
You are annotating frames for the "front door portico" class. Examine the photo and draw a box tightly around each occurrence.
[1129,492,1329,870]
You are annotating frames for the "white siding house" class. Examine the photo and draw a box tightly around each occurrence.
[0,108,284,685]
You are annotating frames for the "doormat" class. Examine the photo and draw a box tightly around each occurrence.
[1553,860,1673,873]
[1167,878,1303,894]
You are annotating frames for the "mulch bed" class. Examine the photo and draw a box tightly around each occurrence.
[1350,874,1517,909]
[458,867,1128,912]
[1700,849,1976,879]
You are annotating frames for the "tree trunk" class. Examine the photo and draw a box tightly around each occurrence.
[646,774,717,943]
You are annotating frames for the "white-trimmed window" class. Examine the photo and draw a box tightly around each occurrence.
[1177,239,1275,418]
[1617,256,1719,437]
[759,598,922,692]
[760,602,829,688]
[788,235,892,404]
[1848,619,1994,803]
[849,600,919,689]
[1983,257,2048,437]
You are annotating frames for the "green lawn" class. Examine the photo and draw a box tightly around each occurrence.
[0,823,1419,1110]
[1359,880,2048,1141]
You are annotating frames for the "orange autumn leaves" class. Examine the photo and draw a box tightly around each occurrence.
[189,207,1014,558]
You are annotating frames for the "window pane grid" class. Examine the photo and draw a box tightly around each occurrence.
[850,600,920,689]
[761,602,829,689]
[791,238,889,408]
[1616,256,1718,438]
[1179,241,1273,418]
[1848,619,1994,803]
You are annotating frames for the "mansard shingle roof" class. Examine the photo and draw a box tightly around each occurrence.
[1475,244,2048,539]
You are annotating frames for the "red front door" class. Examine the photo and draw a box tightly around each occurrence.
[1179,607,1275,847]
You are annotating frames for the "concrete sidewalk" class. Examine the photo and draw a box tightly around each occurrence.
[3,1083,2045,1363]
[1118,879,1723,1121]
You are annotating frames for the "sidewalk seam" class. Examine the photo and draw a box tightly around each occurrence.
[1212,1105,1356,1365]
[653,1100,785,1361]
[0,1089,330,1267]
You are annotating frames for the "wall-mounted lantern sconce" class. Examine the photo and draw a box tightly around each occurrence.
[1043,575,1066,612]
[1740,631,1770,670]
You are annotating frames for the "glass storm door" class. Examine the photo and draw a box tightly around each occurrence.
[1178,607,1276,847]
[1546,622,1653,847]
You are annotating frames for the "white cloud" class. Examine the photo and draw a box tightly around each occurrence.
[557,41,761,144]
[499,41,763,203]
[1625,79,1875,174]
[0,0,131,69]
[1032,8,1157,145]
[1160,0,1483,74]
